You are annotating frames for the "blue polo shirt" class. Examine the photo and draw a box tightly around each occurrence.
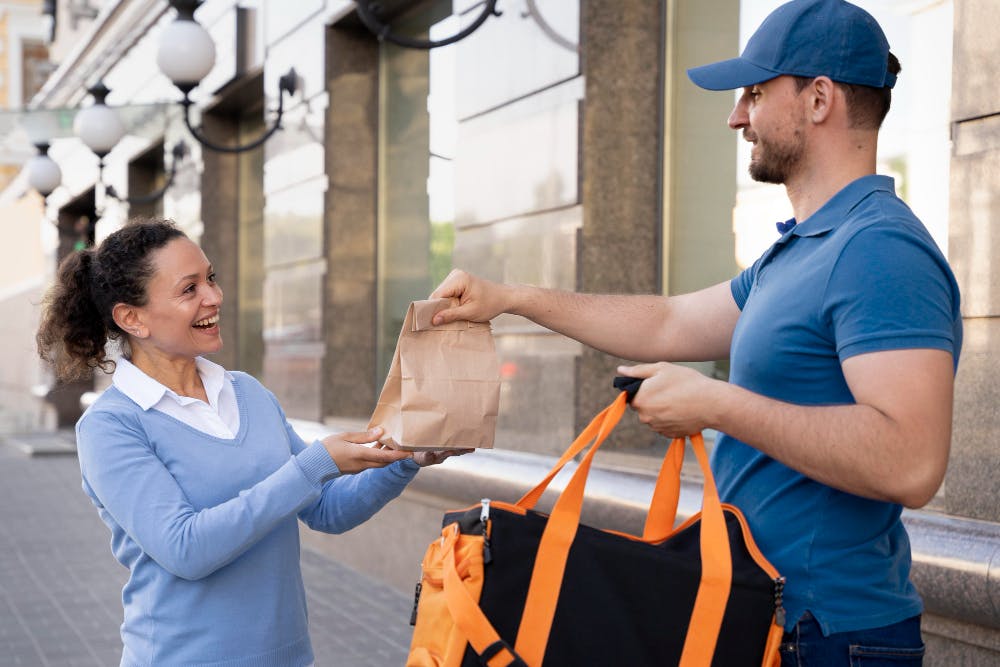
[715,175,962,636]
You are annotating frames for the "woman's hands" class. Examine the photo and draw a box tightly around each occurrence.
[409,448,474,467]
[321,427,411,474]
[321,427,473,473]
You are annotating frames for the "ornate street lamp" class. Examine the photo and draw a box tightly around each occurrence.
[26,142,62,198]
[73,82,126,164]
[74,83,186,205]
[157,0,298,153]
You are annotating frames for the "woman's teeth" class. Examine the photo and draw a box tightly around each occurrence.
[193,315,219,328]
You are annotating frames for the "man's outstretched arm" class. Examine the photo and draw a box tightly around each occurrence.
[430,269,740,363]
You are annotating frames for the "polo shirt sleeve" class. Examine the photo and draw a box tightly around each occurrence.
[731,256,763,310]
[824,223,960,362]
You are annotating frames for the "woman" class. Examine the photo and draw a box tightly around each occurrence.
[36,219,464,667]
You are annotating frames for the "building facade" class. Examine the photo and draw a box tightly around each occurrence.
[1,0,998,661]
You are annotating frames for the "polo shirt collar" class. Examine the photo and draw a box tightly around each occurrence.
[776,174,896,241]
[113,356,228,410]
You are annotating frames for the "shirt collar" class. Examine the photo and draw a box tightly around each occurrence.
[776,175,896,241]
[195,356,229,409]
[113,356,229,410]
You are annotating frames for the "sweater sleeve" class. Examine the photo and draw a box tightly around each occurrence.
[297,458,420,534]
[270,397,422,533]
[76,408,335,581]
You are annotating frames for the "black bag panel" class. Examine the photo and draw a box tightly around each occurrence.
[457,505,778,667]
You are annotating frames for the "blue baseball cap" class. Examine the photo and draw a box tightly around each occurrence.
[687,0,896,91]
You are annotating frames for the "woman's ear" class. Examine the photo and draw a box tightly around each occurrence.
[112,303,147,339]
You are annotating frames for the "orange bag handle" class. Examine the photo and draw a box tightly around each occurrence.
[643,435,685,540]
[514,392,733,667]
[440,523,528,667]
[515,400,685,541]
[514,400,618,509]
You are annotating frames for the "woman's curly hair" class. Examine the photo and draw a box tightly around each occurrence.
[36,219,186,382]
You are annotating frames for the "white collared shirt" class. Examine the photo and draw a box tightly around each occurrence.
[113,356,241,438]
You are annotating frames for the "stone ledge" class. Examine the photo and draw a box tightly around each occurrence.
[409,447,1000,631]
[298,417,1000,631]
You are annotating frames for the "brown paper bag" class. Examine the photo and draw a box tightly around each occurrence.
[368,298,500,451]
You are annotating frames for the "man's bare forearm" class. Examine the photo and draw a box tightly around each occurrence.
[506,281,738,363]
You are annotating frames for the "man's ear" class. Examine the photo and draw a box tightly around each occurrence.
[808,76,836,124]
[112,303,147,339]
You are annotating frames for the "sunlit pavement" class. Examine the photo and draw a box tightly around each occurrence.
[0,434,413,667]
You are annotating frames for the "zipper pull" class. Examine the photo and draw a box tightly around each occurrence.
[773,576,786,627]
[409,580,422,626]
[481,499,493,565]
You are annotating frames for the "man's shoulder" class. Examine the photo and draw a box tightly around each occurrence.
[847,188,922,229]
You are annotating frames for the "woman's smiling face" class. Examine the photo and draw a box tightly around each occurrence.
[131,237,224,361]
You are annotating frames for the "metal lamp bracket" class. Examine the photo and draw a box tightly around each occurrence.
[179,68,299,154]
[105,140,189,205]
[355,0,501,50]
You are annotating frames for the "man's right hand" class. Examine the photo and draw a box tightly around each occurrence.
[321,427,412,474]
[430,269,512,326]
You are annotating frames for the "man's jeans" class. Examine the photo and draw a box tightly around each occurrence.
[780,613,925,666]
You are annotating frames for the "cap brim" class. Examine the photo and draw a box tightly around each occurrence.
[687,58,781,91]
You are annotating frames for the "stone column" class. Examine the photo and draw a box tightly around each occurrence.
[576,0,664,446]
[322,24,379,419]
[945,0,1000,525]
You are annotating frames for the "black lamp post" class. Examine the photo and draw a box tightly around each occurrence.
[157,0,298,154]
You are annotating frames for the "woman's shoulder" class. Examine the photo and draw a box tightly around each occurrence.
[76,387,149,446]
[228,370,266,392]
[81,385,139,419]
[227,370,280,406]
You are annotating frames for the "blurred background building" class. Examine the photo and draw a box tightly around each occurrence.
[0,0,997,662]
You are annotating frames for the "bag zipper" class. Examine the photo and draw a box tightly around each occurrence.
[481,498,493,564]
[773,576,786,627]
[409,579,422,626]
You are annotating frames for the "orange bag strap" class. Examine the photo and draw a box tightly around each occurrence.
[513,394,628,663]
[678,433,732,666]
[513,393,733,667]
[514,401,617,509]
[516,399,682,535]
[642,436,685,540]
[440,524,528,667]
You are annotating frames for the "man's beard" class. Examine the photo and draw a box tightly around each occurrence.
[746,127,805,184]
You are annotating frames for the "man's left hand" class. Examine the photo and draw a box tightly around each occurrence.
[616,362,722,438]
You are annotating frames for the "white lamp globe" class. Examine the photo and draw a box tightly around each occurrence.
[74,103,126,156]
[157,19,216,89]
[27,152,62,196]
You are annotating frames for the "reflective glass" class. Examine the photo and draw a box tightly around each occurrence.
[263,260,326,344]
[454,0,579,120]
[263,176,326,267]
[377,0,456,381]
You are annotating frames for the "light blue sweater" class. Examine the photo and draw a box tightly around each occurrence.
[76,371,420,666]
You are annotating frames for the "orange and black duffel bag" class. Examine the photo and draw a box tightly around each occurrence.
[407,382,785,667]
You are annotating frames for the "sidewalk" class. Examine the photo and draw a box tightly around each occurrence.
[0,432,413,667]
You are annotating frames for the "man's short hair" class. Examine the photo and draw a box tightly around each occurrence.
[793,53,902,130]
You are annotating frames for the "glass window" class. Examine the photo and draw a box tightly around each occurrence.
[376,0,457,382]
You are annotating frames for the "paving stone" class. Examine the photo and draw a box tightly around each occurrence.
[0,434,416,666]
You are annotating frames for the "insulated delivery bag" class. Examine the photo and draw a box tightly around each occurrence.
[406,382,785,667]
